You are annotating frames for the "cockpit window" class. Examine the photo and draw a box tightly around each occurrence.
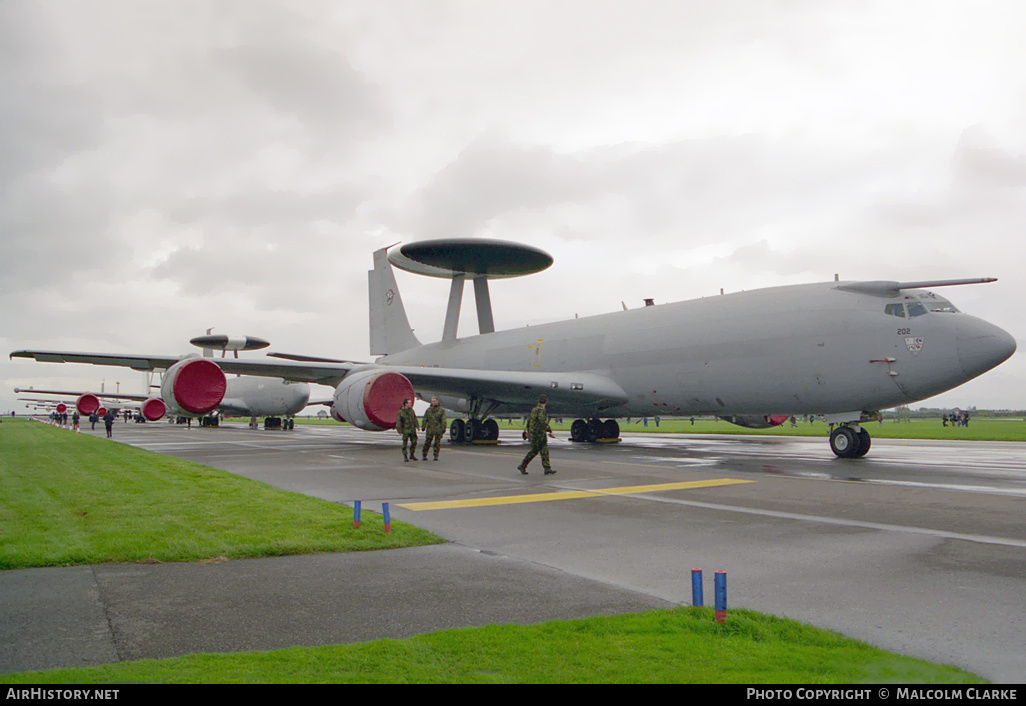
[915,291,960,313]
[907,302,929,318]
[885,303,906,318]
[923,299,959,313]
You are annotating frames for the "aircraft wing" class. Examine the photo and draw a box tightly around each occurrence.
[13,387,150,401]
[11,349,627,413]
[267,352,368,364]
[388,366,629,413]
[9,350,356,387]
[18,397,75,405]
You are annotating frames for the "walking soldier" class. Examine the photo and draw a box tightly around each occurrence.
[517,395,556,475]
[421,397,447,460]
[396,398,419,462]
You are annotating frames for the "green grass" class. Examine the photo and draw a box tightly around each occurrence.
[0,419,443,569]
[536,416,1026,442]
[0,608,984,684]
[295,415,1026,441]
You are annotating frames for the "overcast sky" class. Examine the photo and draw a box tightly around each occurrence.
[2,0,1024,416]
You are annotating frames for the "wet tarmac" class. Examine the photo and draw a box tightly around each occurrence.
[3,420,1024,682]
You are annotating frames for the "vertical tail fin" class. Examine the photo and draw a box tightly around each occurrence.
[369,246,421,355]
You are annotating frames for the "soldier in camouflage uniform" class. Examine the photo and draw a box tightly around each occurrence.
[396,398,419,462]
[421,397,447,460]
[517,395,556,475]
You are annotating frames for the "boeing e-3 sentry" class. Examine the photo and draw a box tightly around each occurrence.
[10,239,1016,458]
[11,334,311,427]
[16,387,165,421]
[14,376,311,426]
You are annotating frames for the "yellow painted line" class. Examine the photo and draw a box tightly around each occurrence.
[397,478,754,511]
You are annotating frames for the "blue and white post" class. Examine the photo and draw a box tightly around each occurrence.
[691,569,704,607]
[714,571,727,623]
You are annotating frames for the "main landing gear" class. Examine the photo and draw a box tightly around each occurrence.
[261,417,295,430]
[829,424,871,458]
[569,418,620,443]
[449,418,499,443]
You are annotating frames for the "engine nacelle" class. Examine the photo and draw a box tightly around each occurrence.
[719,414,790,429]
[332,368,414,431]
[76,393,100,416]
[141,397,167,421]
[56,403,67,414]
[160,356,227,416]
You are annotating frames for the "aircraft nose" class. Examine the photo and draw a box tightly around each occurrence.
[956,317,1017,379]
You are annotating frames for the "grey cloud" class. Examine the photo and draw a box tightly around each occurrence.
[165,188,368,228]
[0,172,124,289]
[396,132,846,247]
[214,43,389,133]
[952,129,1026,188]
[871,128,1026,237]
[403,135,598,240]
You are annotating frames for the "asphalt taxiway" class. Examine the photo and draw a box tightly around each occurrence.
[3,421,1024,682]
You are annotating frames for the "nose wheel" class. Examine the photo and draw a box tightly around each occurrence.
[830,425,871,458]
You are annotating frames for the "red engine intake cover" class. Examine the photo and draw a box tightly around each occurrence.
[768,415,790,427]
[362,371,414,429]
[332,369,415,431]
[172,358,227,414]
[76,393,100,415]
[56,403,67,414]
[141,398,167,421]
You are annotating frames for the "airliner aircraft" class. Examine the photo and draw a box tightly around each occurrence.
[10,240,1016,457]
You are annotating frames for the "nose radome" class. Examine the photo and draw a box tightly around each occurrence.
[956,317,1017,379]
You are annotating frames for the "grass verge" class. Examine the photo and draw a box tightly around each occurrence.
[512,417,1026,442]
[0,608,985,684]
[294,415,1026,441]
[0,418,443,570]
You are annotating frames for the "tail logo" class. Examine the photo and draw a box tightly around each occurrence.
[385,289,395,306]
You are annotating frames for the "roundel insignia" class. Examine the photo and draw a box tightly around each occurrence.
[385,289,395,306]
[905,336,924,355]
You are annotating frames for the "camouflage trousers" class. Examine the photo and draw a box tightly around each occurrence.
[422,432,443,458]
[519,437,550,470]
[402,431,418,457]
